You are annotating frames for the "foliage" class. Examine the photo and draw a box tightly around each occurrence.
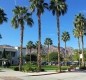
[2,49,6,58]
[73,50,79,61]
[44,38,53,46]
[26,41,34,50]
[29,0,48,16]
[80,66,86,70]
[11,6,34,28]
[41,54,47,61]
[49,52,63,62]
[0,8,7,24]
[74,13,86,36]
[14,67,19,71]
[23,63,31,72]
[42,65,68,70]
[73,28,80,38]
[35,41,42,49]
[49,0,67,16]
[49,52,58,62]
[24,54,37,62]
[61,31,70,43]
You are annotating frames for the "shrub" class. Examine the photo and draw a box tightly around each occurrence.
[41,68,45,72]
[80,67,86,70]
[14,67,19,71]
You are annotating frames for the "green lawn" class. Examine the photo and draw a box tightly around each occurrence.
[9,65,69,71]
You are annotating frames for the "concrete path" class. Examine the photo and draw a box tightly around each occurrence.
[0,68,86,80]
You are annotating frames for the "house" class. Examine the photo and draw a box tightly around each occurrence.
[0,45,27,66]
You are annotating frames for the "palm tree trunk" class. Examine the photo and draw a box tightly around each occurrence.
[37,48,38,66]
[64,42,66,66]
[37,14,41,71]
[48,45,49,62]
[19,26,24,71]
[30,49,31,65]
[78,37,81,68]
[56,13,61,72]
[81,36,85,67]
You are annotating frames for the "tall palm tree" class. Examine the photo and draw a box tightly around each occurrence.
[44,38,53,62]
[49,0,67,72]
[74,13,86,66]
[61,31,70,65]
[0,8,7,24]
[26,41,34,65]
[29,0,48,71]
[73,29,81,67]
[11,6,34,71]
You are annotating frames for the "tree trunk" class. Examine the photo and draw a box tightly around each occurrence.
[56,13,61,72]
[30,49,31,65]
[81,36,84,67]
[48,45,49,62]
[19,26,24,71]
[64,42,66,66]
[37,14,41,71]
[78,37,81,68]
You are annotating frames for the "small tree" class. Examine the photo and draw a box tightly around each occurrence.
[44,38,53,62]
[2,49,6,59]
[26,41,34,64]
[61,31,70,64]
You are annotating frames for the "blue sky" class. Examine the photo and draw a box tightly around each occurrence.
[0,0,86,49]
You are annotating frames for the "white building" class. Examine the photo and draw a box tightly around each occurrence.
[0,45,27,66]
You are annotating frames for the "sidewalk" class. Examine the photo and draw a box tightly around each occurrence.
[0,68,57,76]
[0,69,57,80]
[0,68,86,80]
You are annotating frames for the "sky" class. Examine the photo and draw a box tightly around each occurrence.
[0,0,86,49]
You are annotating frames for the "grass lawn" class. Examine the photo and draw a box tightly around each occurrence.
[9,65,69,71]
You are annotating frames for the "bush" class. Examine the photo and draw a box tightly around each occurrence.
[23,64,30,72]
[61,66,68,70]
[23,63,36,72]
[80,67,86,70]
[14,67,19,71]
[41,68,45,72]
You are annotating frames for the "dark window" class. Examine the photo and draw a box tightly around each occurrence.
[11,52,16,57]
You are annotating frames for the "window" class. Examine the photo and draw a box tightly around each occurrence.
[11,52,16,57]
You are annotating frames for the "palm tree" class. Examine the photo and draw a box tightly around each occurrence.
[49,0,67,72]
[26,41,34,65]
[35,41,42,65]
[0,8,7,42]
[73,29,81,67]
[29,0,48,71]
[0,8,7,24]
[11,6,34,71]
[0,34,2,39]
[35,41,39,54]
[61,31,70,65]
[44,38,53,62]
[74,13,86,66]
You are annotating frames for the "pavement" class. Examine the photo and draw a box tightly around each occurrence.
[0,68,86,80]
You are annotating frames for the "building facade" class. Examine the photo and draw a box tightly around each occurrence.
[0,45,27,66]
